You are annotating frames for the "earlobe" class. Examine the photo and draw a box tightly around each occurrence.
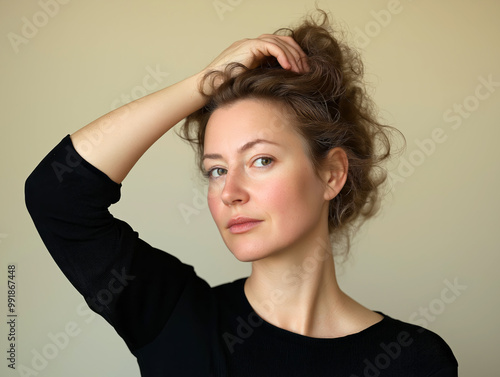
[322,147,348,201]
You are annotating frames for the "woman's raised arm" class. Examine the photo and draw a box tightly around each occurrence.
[70,73,206,184]
[70,35,308,184]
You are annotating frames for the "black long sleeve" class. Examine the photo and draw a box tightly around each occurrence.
[25,135,203,351]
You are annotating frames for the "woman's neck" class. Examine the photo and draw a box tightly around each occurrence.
[244,236,383,338]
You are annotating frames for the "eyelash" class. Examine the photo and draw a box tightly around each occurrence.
[204,157,274,179]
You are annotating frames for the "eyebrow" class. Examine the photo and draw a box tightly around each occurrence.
[202,139,280,161]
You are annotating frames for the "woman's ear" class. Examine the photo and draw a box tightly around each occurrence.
[321,147,348,201]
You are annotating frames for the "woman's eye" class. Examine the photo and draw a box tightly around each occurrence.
[254,157,273,167]
[207,167,227,179]
[205,158,272,178]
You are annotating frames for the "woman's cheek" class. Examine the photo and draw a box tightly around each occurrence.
[207,194,219,216]
[260,178,292,212]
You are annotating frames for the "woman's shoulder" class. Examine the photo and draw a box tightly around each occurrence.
[374,312,453,346]
[363,312,458,374]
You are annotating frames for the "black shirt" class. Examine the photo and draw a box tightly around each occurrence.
[25,135,458,376]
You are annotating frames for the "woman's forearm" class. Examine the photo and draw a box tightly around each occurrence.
[70,72,206,184]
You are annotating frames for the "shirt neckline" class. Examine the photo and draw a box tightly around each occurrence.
[235,276,389,345]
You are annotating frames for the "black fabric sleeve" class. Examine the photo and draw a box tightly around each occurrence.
[25,135,198,352]
[428,366,458,377]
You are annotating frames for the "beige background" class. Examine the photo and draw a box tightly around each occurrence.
[1,0,499,375]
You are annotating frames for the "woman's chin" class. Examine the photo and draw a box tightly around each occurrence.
[229,249,265,263]
[226,243,272,263]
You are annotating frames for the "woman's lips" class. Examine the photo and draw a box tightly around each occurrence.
[229,221,262,234]
[227,218,263,234]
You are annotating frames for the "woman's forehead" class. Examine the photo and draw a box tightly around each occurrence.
[204,98,299,148]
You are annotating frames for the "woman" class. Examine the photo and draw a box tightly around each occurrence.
[25,11,457,376]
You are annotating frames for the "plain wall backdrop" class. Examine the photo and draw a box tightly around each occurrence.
[1,0,499,375]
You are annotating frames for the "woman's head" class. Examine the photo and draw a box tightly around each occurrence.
[180,10,398,257]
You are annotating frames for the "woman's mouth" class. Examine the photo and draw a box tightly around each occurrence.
[227,217,263,234]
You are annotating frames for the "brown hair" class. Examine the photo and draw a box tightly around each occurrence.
[179,10,402,256]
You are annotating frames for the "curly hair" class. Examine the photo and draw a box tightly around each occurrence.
[179,10,402,256]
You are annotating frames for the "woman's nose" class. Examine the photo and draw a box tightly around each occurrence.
[221,168,250,207]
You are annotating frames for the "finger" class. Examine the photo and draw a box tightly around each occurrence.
[257,35,301,71]
[274,35,309,72]
[253,40,296,71]
[256,41,295,71]
[259,35,309,73]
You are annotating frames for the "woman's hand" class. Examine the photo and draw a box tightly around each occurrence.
[200,34,309,94]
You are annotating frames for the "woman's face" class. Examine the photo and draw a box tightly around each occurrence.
[203,98,331,262]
